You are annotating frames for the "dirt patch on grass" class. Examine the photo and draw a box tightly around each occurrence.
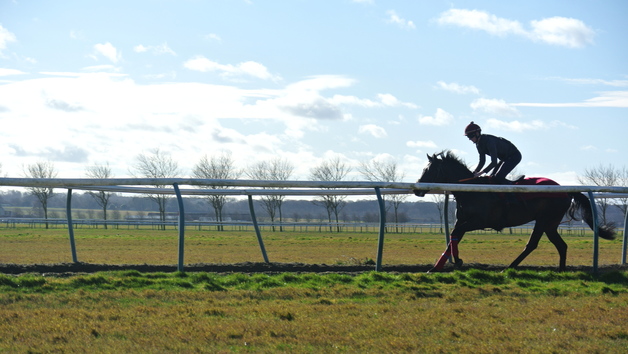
[1,262,626,275]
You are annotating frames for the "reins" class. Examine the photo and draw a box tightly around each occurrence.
[457,177,478,182]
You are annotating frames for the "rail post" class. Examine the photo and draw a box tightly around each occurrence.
[622,207,627,265]
[66,189,78,263]
[375,187,385,271]
[173,183,185,272]
[248,195,269,263]
[587,191,599,275]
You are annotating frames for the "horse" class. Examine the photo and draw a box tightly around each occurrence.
[413,150,615,272]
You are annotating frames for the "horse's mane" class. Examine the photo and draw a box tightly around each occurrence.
[434,150,471,173]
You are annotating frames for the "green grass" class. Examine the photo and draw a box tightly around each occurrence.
[3,269,623,295]
[0,270,626,352]
[1,228,627,352]
[0,227,624,267]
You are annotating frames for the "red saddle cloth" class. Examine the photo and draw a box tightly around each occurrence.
[514,177,569,200]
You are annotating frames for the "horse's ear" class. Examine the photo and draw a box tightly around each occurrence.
[427,154,433,162]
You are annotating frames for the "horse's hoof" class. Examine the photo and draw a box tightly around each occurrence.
[454,259,464,269]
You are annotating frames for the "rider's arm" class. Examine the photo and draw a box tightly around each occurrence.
[481,136,500,174]
[473,146,485,174]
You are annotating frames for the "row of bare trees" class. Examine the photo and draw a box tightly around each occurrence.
[13,154,628,231]
[14,150,409,231]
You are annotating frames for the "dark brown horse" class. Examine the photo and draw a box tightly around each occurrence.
[414,151,615,272]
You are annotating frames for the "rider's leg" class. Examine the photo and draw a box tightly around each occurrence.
[494,151,523,206]
[494,151,522,184]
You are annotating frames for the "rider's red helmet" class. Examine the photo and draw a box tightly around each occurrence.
[464,121,481,136]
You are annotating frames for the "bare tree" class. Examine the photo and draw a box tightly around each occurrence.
[131,148,180,230]
[359,157,408,232]
[310,157,351,232]
[85,162,114,229]
[430,193,458,234]
[192,152,241,231]
[431,194,445,233]
[578,164,626,225]
[246,158,294,231]
[23,161,57,229]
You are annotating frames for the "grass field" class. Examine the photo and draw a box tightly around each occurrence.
[0,227,624,267]
[1,228,627,352]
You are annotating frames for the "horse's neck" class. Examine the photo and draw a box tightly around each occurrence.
[448,165,473,182]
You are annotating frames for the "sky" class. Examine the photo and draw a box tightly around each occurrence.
[0,0,626,187]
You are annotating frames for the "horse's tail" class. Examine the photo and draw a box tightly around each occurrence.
[568,193,616,240]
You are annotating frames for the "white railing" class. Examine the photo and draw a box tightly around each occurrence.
[1,177,626,273]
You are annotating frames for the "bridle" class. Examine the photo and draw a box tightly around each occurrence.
[457,176,478,183]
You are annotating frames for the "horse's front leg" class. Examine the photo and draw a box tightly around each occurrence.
[428,229,465,273]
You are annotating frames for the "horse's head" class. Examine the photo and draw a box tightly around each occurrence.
[413,151,472,197]
[413,153,443,197]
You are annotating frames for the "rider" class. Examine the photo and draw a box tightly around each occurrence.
[464,121,522,184]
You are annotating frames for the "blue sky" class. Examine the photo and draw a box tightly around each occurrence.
[0,0,626,185]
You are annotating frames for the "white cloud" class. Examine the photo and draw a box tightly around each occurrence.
[280,98,343,120]
[437,9,595,48]
[148,43,177,56]
[239,61,277,80]
[488,119,576,132]
[436,81,480,95]
[0,68,26,76]
[555,77,628,87]
[406,140,437,149]
[0,24,17,55]
[82,65,120,73]
[269,76,356,120]
[529,17,595,48]
[471,98,521,117]
[183,56,280,81]
[512,91,628,108]
[418,108,453,126]
[93,42,121,63]
[330,95,379,107]
[287,75,355,92]
[485,118,552,132]
[358,124,388,138]
[437,9,526,37]
[69,30,85,40]
[377,93,418,108]
[387,10,416,30]
[133,45,148,53]
[0,71,339,176]
[204,33,222,42]
[329,93,417,109]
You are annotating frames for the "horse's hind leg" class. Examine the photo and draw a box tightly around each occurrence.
[507,223,544,269]
[545,228,568,271]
